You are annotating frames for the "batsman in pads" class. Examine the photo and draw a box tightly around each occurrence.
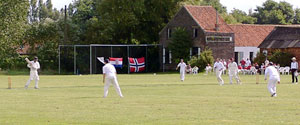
[265,62,280,97]
[25,56,40,89]
[102,59,124,98]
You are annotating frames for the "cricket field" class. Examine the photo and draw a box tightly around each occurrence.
[0,73,300,124]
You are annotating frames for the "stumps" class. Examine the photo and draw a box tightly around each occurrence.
[256,73,259,84]
[8,77,12,89]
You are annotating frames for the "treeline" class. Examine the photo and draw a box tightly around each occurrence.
[0,0,300,70]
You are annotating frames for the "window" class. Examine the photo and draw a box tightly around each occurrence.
[167,28,172,39]
[193,28,198,38]
[206,36,232,42]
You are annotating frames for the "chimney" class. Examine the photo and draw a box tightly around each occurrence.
[215,10,219,31]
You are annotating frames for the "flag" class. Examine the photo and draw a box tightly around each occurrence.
[128,57,145,72]
[97,57,105,64]
[109,57,123,68]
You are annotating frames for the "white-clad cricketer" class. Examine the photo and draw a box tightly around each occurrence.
[25,56,40,89]
[102,59,123,98]
[214,58,225,86]
[228,58,241,84]
[265,62,280,97]
[176,59,187,81]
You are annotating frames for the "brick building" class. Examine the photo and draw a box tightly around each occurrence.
[229,24,275,62]
[258,27,300,65]
[159,5,235,69]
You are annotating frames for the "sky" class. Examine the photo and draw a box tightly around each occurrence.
[52,0,300,13]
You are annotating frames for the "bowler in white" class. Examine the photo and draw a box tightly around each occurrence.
[228,58,241,84]
[102,59,124,98]
[176,59,187,81]
[25,56,40,89]
[264,62,280,97]
[214,58,225,85]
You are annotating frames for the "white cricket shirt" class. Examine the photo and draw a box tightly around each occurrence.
[177,62,187,73]
[103,63,116,77]
[28,61,40,72]
[214,62,224,71]
[228,62,238,71]
[265,66,280,81]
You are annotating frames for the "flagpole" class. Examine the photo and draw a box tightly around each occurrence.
[127,46,130,74]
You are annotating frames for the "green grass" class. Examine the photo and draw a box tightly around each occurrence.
[0,73,300,124]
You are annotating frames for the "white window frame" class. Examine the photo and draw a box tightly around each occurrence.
[206,36,232,42]
[167,28,172,39]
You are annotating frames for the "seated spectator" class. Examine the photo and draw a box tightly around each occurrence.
[205,64,212,75]
[186,64,192,74]
[192,66,199,75]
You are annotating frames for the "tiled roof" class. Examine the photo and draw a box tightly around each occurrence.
[258,27,300,48]
[229,24,275,47]
[184,5,233,33]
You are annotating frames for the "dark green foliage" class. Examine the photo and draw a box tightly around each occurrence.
[230,9,257,24]
[188,49,214,72]
[254,0,294,24]
[269,50,294,67]
[254,52,268,65]
[0,0,29,69]
[168,27,193,62]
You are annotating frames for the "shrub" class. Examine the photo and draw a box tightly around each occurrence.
[188,49,214,72]
[253,52,268,65]
[269,50,294,67]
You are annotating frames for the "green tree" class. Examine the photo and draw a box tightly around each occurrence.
[230,9,257,24]
[202,0,227,13]
[294,8,300,24]
[0,0,29,69]
[29,0,38,23]
[269,50,294,67]
[168,27,193,62]
[188,49,214,72]
[254,0,294,24]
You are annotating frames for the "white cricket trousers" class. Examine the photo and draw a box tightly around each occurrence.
[104,76,123,98]
[267,78,279,95]
[180,71,185,81]
[25,71,39,88]
[229,70,240,84]
[216,70,224,85]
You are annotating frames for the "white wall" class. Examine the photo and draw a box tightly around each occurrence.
[235,47,260,63]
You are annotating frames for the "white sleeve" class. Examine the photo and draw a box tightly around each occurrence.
[177,63,181,68]
[102,67,106,74]
[264,68,269,79]
[37,62,40,69]
[27,64,31,68]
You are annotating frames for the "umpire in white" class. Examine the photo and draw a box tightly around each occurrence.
[25,56,40,89]
[265,62,280,97]
[102,59,124,98]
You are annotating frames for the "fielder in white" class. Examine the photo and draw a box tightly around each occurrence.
[176,59,187,81]
[264,62,280,97]
[25,57,40,89]
[102,59,123,98]
[214,58,225,85]
[228,58,241,84]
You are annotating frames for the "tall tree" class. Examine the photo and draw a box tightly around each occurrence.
[230,9,257,24]
[293,8,300,24]
[202,0,227,13]
[254,0,294,24]
[0,0,29,69]
[169,27,193,62]
[29,0,38,23]
[38,0,48,20]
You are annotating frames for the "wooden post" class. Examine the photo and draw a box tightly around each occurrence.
[256,72,259,84]
[8,77,12,89]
